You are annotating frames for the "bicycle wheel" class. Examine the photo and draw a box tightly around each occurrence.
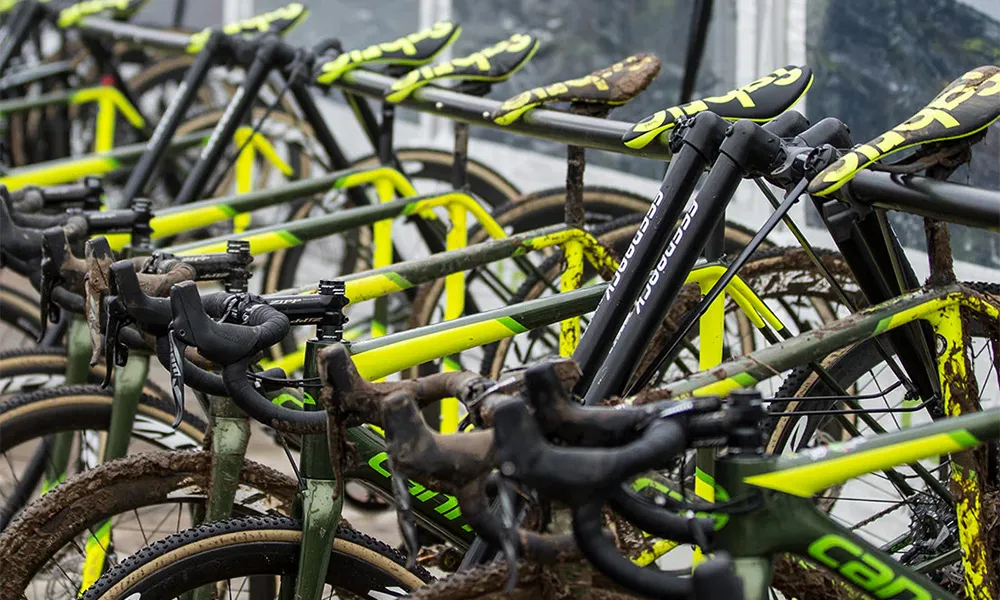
[767,282,1000,597]
[80,516,432,599]
[261,148,523,357]
[0,348,168,401]
[262,148,521,293]
[402,186,656,376]
[0,450,297,600]
[0,385,204,534]
[0,280,42,350]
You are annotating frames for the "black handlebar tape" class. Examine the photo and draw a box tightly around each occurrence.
[493,400,688,502]
[608,485,714,543]
[692,552,746,599]
[11,211,72,229]
[572,500,693,598]
[0,189,44,263]
[118,326,153,352]
[153,335,288,397]
[524,364,650,446]
[793,117,852,149]
[51,285,84,314]
[761,110,810,139]
[9,187,41,211]
[170,281,289,365]
[222,358,327,434]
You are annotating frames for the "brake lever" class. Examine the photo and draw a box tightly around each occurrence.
[101,296,132,388]
[166,327,187,428]
[84,237,116,365]
[37,232,63,341]
[387,453,421,568]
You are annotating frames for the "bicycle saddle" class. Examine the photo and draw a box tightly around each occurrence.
[315,21,461,84]
[187,3,310,53]
[56,0,150,28]
[491,54,662,125]
[385,33,539,102]
[623,65,813,149]
[809,65,1000,197]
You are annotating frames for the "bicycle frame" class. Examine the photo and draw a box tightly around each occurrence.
[717,409,1000,600]
[652,281,999,596]
[0,85,146,152]
[0,128,210,189]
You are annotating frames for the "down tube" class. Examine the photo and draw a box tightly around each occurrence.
[343,425,475,548]
[349,285,606,381]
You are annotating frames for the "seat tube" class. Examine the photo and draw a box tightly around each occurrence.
[560,236,585,357]
[582,150,746,405]
[439,203,468,434]
[573,112,728,392]
[370,178,396,345]
[172,47,275,205]
[0,0,41,75]
[119,33,223,206]
[927,303,993,595]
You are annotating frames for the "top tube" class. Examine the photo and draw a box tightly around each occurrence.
[337,68,673,160]
[849,170,1000,232]
[75,15,192,50]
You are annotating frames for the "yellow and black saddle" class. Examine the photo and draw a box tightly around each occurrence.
[622,66,813,150]
[57,0,150,27]
[809,65,1000,197]
[384,33,539,103]
[186,3,310,53]
[315,21,461,85]
[490,54,661,125]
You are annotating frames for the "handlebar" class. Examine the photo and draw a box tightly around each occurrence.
[9,178,104,214]
[166,281,326,432]
[573,500,743,598]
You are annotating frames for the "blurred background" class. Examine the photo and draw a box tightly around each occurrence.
[137,0,1000,273]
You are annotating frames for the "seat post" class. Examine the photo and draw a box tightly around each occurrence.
[451,122,470,191]
[565,103,612,229]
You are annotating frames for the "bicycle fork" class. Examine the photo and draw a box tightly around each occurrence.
[79,350,150,593]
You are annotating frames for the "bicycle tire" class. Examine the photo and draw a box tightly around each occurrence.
[0,349,168,401]
[0,281,42,348]
[0,384,205,533]
[0,384,203,451]
[80,515,432,599]
[0,450,298,600]
[261,147,522,296]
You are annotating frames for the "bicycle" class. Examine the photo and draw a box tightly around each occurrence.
[71,65,1000,598]
[0,64,844,596]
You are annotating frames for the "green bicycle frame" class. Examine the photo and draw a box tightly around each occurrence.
[642,282,999,597]
[716,406,1000,600]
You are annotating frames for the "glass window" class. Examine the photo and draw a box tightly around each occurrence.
[452,0,737,180]
[805,0,1000,268]
[135,0,221,29]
